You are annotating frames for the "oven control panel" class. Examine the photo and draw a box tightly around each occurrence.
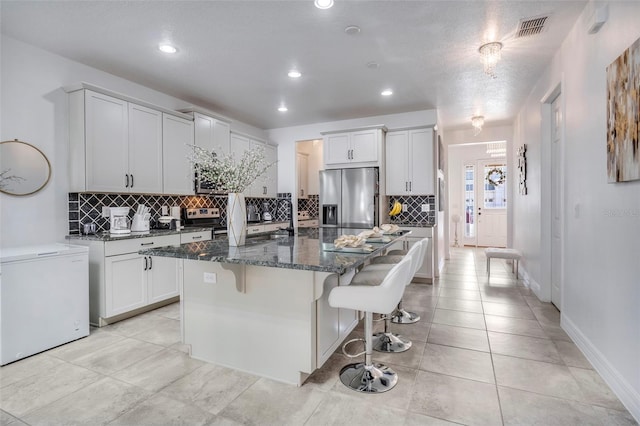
[184,208,220,219]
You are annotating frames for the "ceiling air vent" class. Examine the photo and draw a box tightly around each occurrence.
[515,16,548,38]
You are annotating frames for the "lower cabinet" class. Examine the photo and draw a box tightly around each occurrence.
[75,233,182,326]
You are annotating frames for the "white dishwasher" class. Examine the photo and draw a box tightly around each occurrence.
[1,243,89,365]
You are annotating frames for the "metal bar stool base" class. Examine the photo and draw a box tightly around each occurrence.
[390,308,421,324]
[372,332,412,353]
[339,362,398,393]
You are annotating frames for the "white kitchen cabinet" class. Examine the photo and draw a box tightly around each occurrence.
[298,219,318,228]
[81,90,129,192]
[180,230,211,244]
[163,113,195,195]
[297,152,309,199]
[386,127,435,195]
[147,255,180,304]
[194,112,230,155]
[105,253,147,317]
[128,103,163,193]
[322,126,385,168]
[67,84,194,194]
[230,134,277,198]
[74,234,181,326]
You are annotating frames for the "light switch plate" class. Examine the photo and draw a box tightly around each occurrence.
[204,272,217,284]
[421,204,430,212]
[402,204,408,212]
[101,206,110,218]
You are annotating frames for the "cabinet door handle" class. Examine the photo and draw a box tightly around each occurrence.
[125,174,129,188]
[409,181,412,192]
[140,242,155,246]
[144,256,148,271]
[148,256,152,270]
[405,182,408,191]
[192,235,202,240]
[130,174,134,188]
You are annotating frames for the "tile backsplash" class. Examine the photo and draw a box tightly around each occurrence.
[69,192,292,234]
[387,195,436,225]
[297,195,319,219]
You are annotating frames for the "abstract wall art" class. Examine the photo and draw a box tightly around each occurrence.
[606,36,640,183]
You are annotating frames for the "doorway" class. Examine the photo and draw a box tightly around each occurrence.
[550,92,563,310]
[462,158,507,247]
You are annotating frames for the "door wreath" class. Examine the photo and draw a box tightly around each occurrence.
[486,167,506,186]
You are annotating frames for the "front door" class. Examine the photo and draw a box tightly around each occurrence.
[477,160,507,247]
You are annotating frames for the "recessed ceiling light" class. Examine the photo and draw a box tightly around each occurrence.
[288,70,302,78]
[344,25,361,35]
[278,106,288,112]
[314,0,334,9]
[366,61,380,69]
[158,44,177,54]
[381,89,393,96]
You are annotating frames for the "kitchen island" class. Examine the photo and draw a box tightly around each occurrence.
[141,227,409,385]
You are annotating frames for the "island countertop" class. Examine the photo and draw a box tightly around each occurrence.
[140,227,409,274]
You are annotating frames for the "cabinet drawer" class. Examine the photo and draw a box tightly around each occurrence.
[263,222,286,233]
[298,219,318,228]
[180,231,211,244]
[105,234,180,257]
[247,225,264,235]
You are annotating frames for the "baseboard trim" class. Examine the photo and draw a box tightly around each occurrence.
[562,315,640,422]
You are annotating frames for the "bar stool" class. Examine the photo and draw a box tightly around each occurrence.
[328,256,413,393]
[349,241,425,353]
[364,238,429,324]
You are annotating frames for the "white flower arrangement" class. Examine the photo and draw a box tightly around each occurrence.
[0,169,24,191]
[188,145,276,193]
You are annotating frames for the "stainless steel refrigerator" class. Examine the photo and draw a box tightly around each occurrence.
[319,167,379,229]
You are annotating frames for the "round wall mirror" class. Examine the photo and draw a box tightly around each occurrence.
[0,139,51,196]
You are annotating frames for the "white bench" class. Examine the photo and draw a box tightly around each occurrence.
[484,248,522,277]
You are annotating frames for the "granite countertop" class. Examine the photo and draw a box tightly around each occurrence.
[390,222,436,228]
[67,227,212,242]
[140,227,410,274]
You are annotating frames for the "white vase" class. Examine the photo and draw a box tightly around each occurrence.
[227,193,247,246]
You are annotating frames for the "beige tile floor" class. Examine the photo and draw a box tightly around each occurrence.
[1,248,637,425]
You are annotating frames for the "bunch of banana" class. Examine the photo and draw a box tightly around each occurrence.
[389,200,402,216]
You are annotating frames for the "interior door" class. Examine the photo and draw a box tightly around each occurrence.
[551,94,563,309]
[476,160,507,247]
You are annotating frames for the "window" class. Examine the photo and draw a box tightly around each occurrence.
[464,165,475,238]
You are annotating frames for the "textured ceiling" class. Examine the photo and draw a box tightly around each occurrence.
[0,1,587,131]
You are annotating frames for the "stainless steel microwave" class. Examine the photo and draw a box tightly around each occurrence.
[194,171,225,195]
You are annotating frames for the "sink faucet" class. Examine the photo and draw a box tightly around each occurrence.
[276,198,295,236]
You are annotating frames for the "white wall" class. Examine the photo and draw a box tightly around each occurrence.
[512,1,640,418]
[0,36,265,249]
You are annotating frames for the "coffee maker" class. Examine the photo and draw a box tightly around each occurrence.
[109,207,131,234]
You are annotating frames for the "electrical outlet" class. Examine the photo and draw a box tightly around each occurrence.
[204,272,217,284]
[101,206,110,218]
[402,204,408,212]
[421,204,430,212]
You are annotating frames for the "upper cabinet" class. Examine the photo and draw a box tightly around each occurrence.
[67,85,194,194]
[193,112,231,155]
[162,113,194,195]
[385,127,435,195]
[230,133,277,198]
[322,126,385,168]
[71,90,163,193]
